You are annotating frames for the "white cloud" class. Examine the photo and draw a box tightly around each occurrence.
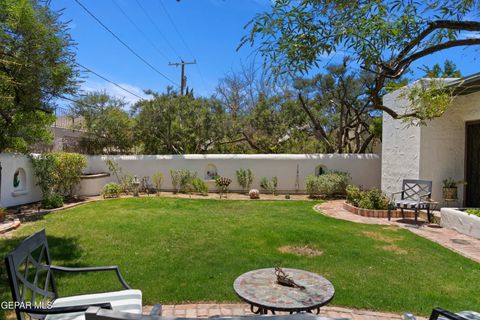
[81,80,148,106]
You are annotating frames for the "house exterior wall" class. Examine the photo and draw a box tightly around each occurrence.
[381,89,422,196]
[382,88,480,205]
[419,91,480,205]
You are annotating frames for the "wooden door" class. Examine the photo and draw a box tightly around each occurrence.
[465,121,480,207]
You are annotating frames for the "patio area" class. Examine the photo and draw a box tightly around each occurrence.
[315,201,480,264]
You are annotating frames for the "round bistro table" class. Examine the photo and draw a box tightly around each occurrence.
[233,268,335,314]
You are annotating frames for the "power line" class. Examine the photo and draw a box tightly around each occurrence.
[110,0,171,62]
[157,0,209,94]
[134,0,183,60]
[158,0,195,59]
[73,0,178,86]
[76,62,144,100]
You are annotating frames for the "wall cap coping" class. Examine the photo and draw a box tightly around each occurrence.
[87,153,381,161]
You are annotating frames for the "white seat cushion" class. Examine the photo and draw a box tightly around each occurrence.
[45,289,142,320]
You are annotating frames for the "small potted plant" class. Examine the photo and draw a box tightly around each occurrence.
[442,178,465,200]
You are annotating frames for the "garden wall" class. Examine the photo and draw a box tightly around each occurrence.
[82,154,381,196]
[0,153,42,208]
[0,153,381,207]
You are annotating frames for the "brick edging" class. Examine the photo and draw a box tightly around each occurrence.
[342,201,415,218]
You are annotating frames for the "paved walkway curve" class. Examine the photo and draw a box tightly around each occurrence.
[143,303,427,320]
[314,200,480,264]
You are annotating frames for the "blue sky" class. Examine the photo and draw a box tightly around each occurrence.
[51,0,480,107]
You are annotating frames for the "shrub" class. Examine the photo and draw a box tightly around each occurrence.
[179,169,197,193]
[170,170,181,193]
[305,171,349,198]
[53,152,87,196]
[260,177,278,195]
[236,168,254,192]
[346,185,362,207]
[152,172,164,194]
[192,178,208,195]
[170,169,197,194]
[102,182,121,198]
[465,208,480,217]
[346,184,390,210]
[105,159,133,194]
[42,193,64,209]
[215,176,232,197]
[31,152,87,199]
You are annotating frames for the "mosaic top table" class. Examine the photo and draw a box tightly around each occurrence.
[233,268,335,314]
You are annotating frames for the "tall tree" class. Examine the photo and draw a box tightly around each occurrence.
[69,91,135,154]
[241,0,480,123]
[0,0,77,152]
[294,60,381,153]
[134,92,227,154]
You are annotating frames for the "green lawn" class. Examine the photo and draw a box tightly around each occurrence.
[1,197,479,316]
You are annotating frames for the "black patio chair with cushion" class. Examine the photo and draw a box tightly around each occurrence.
[4,229,161,320]
[388,179,433,222]
[405,308,479,320]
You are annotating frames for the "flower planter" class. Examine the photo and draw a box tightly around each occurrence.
[442,187,458,201]
[441,208,480,239]
[78,173,111,196]
[342,201,415,218]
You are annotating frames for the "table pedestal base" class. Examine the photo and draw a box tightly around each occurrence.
[250,305,321,315]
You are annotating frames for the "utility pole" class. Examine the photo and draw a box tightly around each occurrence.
[168,60,196,95]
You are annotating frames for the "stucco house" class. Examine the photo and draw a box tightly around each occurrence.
[382,72,480,207]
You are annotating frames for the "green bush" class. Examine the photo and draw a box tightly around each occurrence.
[170,170,181,193]
[42,193,64,209]
[102,182,121,198]
[31,152,87,199]
[236,168,254,192]
[465,208,480,217]
[170,169,197,194]
[305,171,349,198]
[346,185,362,207]
[152,172,164,194]
[192,178,208,195]
[260,177,278,195]
[105,159,133,194]
[346,184,390,210]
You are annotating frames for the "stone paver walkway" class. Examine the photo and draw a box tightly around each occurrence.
[315,200,480,263]
[143,304,426,320]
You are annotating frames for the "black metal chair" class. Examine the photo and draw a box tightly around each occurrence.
[4,229,150,320]
[388,179,433,222]
[428,308,479,320]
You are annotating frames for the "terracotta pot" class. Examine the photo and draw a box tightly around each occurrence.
[443,187,458,200]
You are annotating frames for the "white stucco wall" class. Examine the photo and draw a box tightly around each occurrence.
[382,88,480,205]
[0,153,381,206]
[0,154,42,208]
[420,91,480,205]
[381,89,422,196]
[83,154,381,195]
